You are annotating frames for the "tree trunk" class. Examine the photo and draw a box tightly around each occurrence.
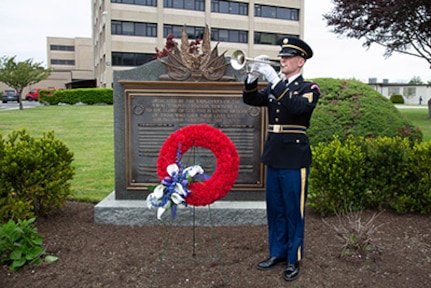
[18,91,24,110]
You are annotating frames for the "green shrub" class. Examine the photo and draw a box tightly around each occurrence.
[0,218,45,271]
[396,141,431,214]
[360,136,412,210]
[308,78,421,145]
[309,136,431,216]
[389,94,404,104]
[0,129,75,222]
[309,136,368,216]
[39,89,56,97]
[40,88,113,105]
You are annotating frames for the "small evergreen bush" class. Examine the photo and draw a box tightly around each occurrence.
[389,94,404,104]
[0,129,75,222]
[308,78,421,145]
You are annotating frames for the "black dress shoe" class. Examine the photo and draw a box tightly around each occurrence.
[256,257,286,271]
[283,263,300,281]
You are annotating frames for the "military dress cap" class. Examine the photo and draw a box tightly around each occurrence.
[278,37,313,59]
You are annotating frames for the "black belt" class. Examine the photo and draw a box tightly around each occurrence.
[268,124,306,134]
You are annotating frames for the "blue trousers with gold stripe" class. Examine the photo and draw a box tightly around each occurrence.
[265,166,309,264]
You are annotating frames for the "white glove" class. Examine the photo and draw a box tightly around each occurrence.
[250,62,262,73]
[247,73,259,83]
[248,60,263,84]
[255,63,280,85]
[248,55,279,84]
[248,63,260,83]
[247,56,266,83]
[255,55,270,61]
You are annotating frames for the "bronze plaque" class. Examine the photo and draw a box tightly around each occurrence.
[120,81,267,200]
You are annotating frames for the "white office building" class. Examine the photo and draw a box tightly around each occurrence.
[92,0,305,87]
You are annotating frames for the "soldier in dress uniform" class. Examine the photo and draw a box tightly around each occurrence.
[242,37,320,281]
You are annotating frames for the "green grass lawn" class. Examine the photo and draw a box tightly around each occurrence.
[0,105,114,202]
[397,108,431,142]
[0,105,429,203]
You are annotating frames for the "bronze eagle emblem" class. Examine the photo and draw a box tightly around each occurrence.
[160,24,229,82]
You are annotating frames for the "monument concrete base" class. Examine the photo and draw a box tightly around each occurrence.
[94,191,267,226]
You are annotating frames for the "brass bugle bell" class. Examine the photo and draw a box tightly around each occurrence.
[230,49,281,71]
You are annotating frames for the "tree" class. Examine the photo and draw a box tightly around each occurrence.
[0,56,51,110]
[324,0,431,69]
[409,76,424,84]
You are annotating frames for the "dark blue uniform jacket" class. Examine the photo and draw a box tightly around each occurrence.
[243,75,320,169]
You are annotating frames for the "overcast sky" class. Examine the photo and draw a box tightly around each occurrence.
[0,0,429,83]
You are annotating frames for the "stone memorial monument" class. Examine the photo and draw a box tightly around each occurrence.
[95,25,267,226]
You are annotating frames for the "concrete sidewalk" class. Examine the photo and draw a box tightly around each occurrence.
[395,104,428,109]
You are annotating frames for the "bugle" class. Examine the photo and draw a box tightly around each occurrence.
[230,49,280,72]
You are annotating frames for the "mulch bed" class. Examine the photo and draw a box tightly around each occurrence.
[1,201,431,288]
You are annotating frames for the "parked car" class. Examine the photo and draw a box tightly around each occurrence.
[25,88,57,101]
[25,88,42,101]
[2,89,19,103]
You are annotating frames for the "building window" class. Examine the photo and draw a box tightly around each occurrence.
[111,0,157,6]
[50,45,75,51]
[254,32,298,45]
[112,52,155,66]
[211,0,248,15]
[404,87,416,98]
[255,4,299,21]
[51,59,75,65]
[111,21,157,37]
[163,24,204,39]
[388,87,401,96]
[211,28,248,43]
[163,0,204,11]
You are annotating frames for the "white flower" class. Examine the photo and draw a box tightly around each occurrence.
[174,183,187,196]
[171,192,184,205]
[153,184,165,199]
[146,184,166,208]
[183,165,204,178]
[166,163,179,176]
[146,194,154,209]
[147,161,204,220]
[157,208,164,220]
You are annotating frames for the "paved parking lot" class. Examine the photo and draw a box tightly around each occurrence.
[0,101,41,111]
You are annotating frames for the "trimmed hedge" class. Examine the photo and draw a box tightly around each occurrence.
[309,136,431,216]
[39,89,56,97]
[39,88,113,105]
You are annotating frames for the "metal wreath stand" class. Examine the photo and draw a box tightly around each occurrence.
[150,124,240,288]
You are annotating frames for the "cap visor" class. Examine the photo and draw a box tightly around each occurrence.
[278,52,297,57]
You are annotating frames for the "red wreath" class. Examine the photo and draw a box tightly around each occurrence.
[157,124,240,206]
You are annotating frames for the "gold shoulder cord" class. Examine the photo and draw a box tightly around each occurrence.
[244,87,258,93]
[277,88,289,101]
